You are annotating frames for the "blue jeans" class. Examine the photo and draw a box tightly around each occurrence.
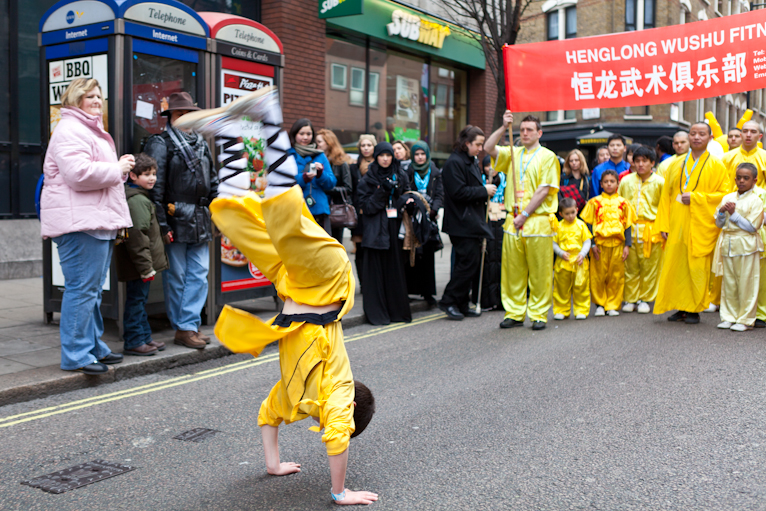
[53,232,114,370]
[163,241,209,331]
[123,279,152,350]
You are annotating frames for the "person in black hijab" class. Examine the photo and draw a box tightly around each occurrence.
[356,142,413,325]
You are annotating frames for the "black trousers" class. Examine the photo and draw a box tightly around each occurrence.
[441,235,482,313]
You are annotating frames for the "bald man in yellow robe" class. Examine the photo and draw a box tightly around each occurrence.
[654,122,730,323]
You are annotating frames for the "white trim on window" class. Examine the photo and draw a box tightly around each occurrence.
[541,0,577,13]
[330,63,347,90]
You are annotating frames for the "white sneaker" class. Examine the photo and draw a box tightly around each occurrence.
[575,314,587,320]
[606,309,620,317]
[717,321,733,329]
[703,304,719,313]
[637,302,651,314]
[622,303,636,313]
[594,306,605,317]
[553,313,566,320]
[730,323,752,332]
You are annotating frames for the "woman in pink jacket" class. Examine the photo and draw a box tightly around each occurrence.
[41,78,135,375]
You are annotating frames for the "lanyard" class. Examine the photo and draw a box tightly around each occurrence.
[679,152,709,193]
[388,172,397,206]
[519,146,541,188]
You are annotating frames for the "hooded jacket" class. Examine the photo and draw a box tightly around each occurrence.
[40,107,132,239]
[115,184,170,282]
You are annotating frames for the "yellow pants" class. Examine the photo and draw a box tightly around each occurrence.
[720,253,760,326]
[708,274,722,307]
[623,242,663,303]
[501,234,553,322]
[757,258,766,321]
[590,244,625,311]
[553,263,590,316]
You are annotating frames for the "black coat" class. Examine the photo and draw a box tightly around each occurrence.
[329,161,353,203]
[407,161,444,217]
[144,131,218,244]
[357,164,410,250]
[441,150,492,239]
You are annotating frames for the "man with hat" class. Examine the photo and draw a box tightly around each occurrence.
[144,91,218,349]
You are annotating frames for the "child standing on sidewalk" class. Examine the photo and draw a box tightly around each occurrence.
[116,153,168,356]
[713,162,764,331]
[580,170,637,317]
[552,198,592,320]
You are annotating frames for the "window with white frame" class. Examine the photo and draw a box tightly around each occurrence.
[331,63,347,90]
[626,0,655,30]
[680,0,691,23]
[349,67,365,106]
[543,0,577,122]
[369,72,379,109]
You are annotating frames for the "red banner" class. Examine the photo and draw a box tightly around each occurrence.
[504,10,766,112]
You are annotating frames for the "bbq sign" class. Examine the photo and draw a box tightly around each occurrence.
[504,9,766,112]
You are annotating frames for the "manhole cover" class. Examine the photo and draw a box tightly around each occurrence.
[174,428,219,442]
[21,460,134,494]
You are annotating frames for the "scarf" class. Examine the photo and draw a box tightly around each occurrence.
[166,124,204,173]
[409,140,431,175]
[414,168,431,193]
[294,143,324,158]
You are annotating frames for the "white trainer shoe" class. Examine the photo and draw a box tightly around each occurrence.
[622,303,635,313]
[637,302,651,314]
[575,314,587,320]
[594,306,605,317]
[606,309,620,316]
[730,323,752,332]
[703,304,719,313]
[553,313,566,320]
[717,321,733,329]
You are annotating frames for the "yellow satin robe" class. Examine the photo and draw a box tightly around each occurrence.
[494,145,560,322]
[722,145,766,189]
[210,187,356,456]
[618,172,665,303]
[654,151,730,314]
[580,193,637,311]
[553,218,592,316]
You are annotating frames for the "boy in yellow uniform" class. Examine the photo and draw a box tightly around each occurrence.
[618,146,665,314]
[552,197,592,320]
[580,170,637,317]
[713,162,764,331]
[176,89,378,506]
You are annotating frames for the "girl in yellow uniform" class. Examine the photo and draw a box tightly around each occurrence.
[618,146,665,314]
[580,170,637,316]
[552,198,592,320]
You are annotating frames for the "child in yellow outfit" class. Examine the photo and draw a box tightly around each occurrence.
[713,162,764,331]
[618,146,665,314]
[175,89,378,506]
[580,169,637,316]
[552,197,592,320]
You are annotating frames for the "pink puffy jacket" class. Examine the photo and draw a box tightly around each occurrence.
[40,107,132,239]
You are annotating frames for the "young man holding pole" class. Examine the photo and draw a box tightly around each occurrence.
[485,111,560,330]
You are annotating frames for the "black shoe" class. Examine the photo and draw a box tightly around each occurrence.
[684,312,700,324]
[439,303,464,321]
[99,353,124,365]
[463,309,481,318]
[73,362,109,375]
[667,310,687,322]
[756,319,766,328]
[499,318,524,329]
[532,321,546,330]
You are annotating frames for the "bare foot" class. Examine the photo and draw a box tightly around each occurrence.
[334,489,379,505]
[266,462,301,476]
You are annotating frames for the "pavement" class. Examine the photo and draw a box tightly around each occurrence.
[0,236,453,406]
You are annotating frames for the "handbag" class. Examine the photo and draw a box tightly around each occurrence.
[330,189,358,229]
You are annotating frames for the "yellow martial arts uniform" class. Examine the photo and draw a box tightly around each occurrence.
[581,193,637,311]
[654,151,730,314]
[722,145,766,189]
[210,186,356,456]
[552,218,592,316]
[494,145,560,323]
[656,154,682,179]
[712,188,765,326]
[618,172,665,304]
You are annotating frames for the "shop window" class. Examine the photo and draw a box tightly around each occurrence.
[350,67,365,106]
[0,0,9,143]
[430,65,467,157]
[331,64,347,90]
[369,72,380,109]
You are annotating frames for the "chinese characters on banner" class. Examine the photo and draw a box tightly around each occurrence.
[503,10,766,112]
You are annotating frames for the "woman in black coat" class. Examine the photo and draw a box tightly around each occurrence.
[404,140,444,306]
[357,142,413,325]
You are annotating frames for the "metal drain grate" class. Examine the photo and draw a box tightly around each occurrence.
[174,428,220,442]
[21,460,135,494]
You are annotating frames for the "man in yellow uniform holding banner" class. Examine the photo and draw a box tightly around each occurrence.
[654,122,730,324]
[485,112,560,330]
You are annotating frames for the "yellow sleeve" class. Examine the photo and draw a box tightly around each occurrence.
[538,151,561,193]
[656,161,679,233]
[580,198,596,225]
[689,159,730,257]
[579,220,593,241]
[623,198,637,228]
[743,194,765,230]
[492,146,514,177]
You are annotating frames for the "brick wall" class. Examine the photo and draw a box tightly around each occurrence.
[468,68,499,134]
[262,0,326,129]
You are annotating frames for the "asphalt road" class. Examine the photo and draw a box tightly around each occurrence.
[2,308,766,510]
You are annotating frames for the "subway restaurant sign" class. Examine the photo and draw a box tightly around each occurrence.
[319,0,363,19]
[387,9,450,49]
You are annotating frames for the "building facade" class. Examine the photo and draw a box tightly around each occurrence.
[517,0,763,159]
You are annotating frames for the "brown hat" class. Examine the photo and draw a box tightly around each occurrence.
[160,92,200,116]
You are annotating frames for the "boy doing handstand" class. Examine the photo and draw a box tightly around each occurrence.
[176,89,378,505]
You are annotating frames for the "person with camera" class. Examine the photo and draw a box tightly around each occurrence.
[288,119,336,233]
[144,92,217,350]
